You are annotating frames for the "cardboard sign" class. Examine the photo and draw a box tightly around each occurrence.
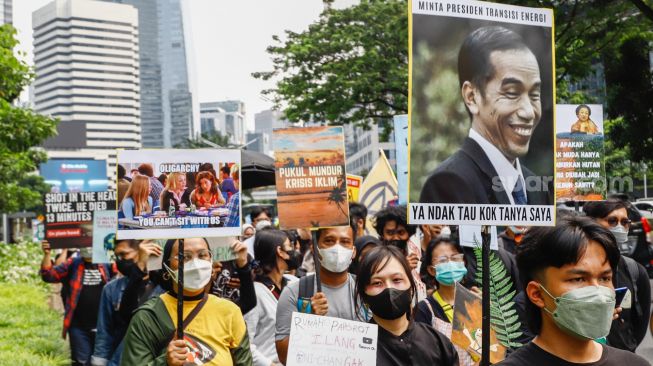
[272,126,349,229]
[92,210,118,263]
[44,191,117,248]
[117,149,241,240]
[394,115,409,206]
[287,312,378,366]
[458,225,499,251]
[409,0,555,226]
[207,236,238,262]
[555,104,606,201]
[452,283,506,364]
[346,174,363,203]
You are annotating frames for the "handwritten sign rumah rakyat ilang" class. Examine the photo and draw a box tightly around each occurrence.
[287,312,378,366]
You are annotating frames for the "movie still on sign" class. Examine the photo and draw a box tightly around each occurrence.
[409,0,555,226]
[116,149,241,240]
[272,126,349,229]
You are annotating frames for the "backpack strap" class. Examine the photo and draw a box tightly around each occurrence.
[622,257,642,319]
[164,295,209,347]
[296,274,315,313]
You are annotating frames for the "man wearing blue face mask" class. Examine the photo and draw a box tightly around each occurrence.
[584,200,651,353]
[498,217,649,365]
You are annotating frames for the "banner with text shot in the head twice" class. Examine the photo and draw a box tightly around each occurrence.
[44,191,116,249]
[555,104,606,202]
[272,126,349,229]
[409,0,555,226]
[116,149,241,240]
[287,312,378,366]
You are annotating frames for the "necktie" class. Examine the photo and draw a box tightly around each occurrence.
[512,178,527,205]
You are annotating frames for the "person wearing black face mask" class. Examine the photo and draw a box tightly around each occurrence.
[246,229,300,366]
[355,245,459,366]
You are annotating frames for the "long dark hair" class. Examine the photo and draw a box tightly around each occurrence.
[253,229,289,276]
[420,238,464,290]
[354,245,417,321]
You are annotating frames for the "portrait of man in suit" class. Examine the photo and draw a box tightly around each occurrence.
[419,26,552,205]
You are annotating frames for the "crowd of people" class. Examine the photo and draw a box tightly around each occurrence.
[116,163,240,225]
[39,198,652,365]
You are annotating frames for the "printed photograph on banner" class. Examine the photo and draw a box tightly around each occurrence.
[452,283,506,364]
[555,104,606,201]
[346,174,363,203]
[287,312,378,366]
[92,210,118,263]
[272,126,349,229]
[409,0,555,226]
[40,159,109,193]
[116,149,241,240]
[44,191,116,249]
[393,115,409,205]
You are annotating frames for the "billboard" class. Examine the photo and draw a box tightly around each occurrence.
[40,159,108,193]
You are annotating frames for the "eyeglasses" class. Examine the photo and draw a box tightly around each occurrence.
[434,253,464,265]
[171,249,212,263]
[605,217,632,227]
[111,250,136,262]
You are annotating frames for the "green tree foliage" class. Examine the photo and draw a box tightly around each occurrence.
[0,25,58,213]
[253,0,408,131]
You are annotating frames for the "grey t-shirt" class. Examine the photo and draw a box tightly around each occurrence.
[275,273,359,341]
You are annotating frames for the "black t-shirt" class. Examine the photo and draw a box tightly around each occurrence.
[71,263,104,330]
[497,342,650,366]
[376,320,459,366]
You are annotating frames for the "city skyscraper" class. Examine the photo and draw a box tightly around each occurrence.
[201,100,246,145]
[103,0,200,148]
[33,0,140,182]
[0,0,11,24]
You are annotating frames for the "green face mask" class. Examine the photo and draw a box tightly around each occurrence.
[540,284,616,340]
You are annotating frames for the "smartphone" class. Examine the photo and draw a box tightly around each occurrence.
[615,287,628,308]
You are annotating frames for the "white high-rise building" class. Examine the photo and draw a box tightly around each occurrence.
[33,0,140,184]
[0,0,12,24]
[200,100,245,146]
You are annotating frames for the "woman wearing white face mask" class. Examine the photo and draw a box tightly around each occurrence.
[120,238,253,366]
[583,200,651,353]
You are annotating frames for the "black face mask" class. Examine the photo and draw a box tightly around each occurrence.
[363,288,412,320]
[384,240,408,255]
[116,258,136,276]
[284,249,303,271]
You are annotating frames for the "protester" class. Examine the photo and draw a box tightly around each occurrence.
[41,241,115,366]
[414,238,476,365]
[245,207,273,256]
[275,226,358,364]
[584,200,651,352]
[242,224,255,241]
[349,235,381,276]
[354,245,459,365]
[499,217,649,365]
[349,202,368,239]
[374,206,427,301]
[498,226,527,255]
[117,165,130,205]
[91,239,142,366]
[159,172,191,213]
[120,175,152,220]
[418,224,444,254]
[296,228,315,276]
[191,171,225,208]
[120,238,253,365]
[137,163,164,208]
[245,229,300,366]
[220,165,238,200]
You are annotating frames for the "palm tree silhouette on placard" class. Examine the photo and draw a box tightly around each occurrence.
[327,177,348,219]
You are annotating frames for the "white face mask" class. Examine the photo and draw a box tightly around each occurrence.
[164,258,213,291]
[318,244,353,273]
[609,225,629,245]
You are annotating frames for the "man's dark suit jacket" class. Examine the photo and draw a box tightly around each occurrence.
[419,137,551,204]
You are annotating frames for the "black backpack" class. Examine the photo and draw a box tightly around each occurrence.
[296,274,315,313]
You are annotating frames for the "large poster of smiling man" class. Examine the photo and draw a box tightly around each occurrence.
[409,0,555,226]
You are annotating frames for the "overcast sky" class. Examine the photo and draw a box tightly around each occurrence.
[13,0,358,131]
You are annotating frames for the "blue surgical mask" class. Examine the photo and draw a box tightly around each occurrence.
[435,262,467,285]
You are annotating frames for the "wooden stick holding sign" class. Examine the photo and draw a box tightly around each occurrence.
[177,238,184,339]
[481,226,490,366]
[312,230,322,293]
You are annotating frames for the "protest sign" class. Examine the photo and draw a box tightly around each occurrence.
[458,225,499,251]
[32,219,44,242]
[92,210,117,263]
[206,236,238,262]
[409,0,555,226]
[272,126,349,229]
[452,283,506,364]
[40,159,109,193]
[346,174,362,203]
[45,191,116,248]
[555,104,606,201]
[287,312,378,366]
[393,115,409,205]
[116,149,241,240]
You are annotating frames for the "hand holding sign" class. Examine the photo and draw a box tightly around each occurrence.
[311,292,329,316]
